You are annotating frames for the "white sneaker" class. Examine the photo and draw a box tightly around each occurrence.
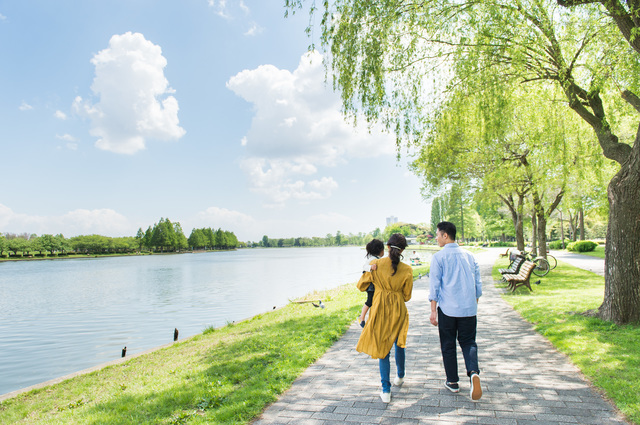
[380,391,391,403]
[470,373,482,401]
[393,376,404,386]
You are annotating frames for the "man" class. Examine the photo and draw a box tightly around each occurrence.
[429,221,483,400]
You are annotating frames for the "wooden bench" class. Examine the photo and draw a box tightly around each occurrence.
[499,249,510,258]
[499,255,525,276]
[502,260,536,292]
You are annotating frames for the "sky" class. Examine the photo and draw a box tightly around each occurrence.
[0,0,431,242]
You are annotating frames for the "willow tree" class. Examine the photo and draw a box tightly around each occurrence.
[286,0,640,324]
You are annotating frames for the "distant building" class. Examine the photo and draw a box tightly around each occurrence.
[386,216,398,226]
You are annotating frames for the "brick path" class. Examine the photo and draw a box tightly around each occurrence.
[252,248,629,425]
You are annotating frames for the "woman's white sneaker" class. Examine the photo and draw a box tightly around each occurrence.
[380,391,391,402]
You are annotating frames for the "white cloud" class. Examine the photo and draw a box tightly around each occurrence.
[244,22,263,36]
[227,51,395,206]
[19,101,33,111]
[66,143,78,150]
[54,110,67,120]
[56,133,77,142]
[0,204,132,237]
[73,32,185,154]
[187,206,259,240]
[208,0,251,20]
[0,13,7,21]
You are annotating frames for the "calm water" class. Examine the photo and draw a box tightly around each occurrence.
[0,247,377,396]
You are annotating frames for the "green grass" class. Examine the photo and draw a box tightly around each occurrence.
[0,284,363,424]
[577,245,605,259]
[412,265,430,280]
[493,258,640,424]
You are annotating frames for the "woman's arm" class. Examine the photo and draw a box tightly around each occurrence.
[402,271,413,301]
[356,270,373,292]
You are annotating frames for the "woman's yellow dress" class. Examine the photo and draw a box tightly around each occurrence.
[356,257,413,359]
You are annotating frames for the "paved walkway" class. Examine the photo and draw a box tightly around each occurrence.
[549,250,605,276]
[253,249,629,425]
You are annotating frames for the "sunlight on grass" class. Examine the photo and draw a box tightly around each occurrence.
[494,258,640,424]
[0,284,363,425]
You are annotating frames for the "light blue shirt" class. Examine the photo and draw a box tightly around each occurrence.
[428,243,482,317]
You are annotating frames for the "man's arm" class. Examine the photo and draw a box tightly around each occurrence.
[430,300,438,326]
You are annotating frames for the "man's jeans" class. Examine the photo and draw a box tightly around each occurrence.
[438,307,479,383]
[379,341,405,393]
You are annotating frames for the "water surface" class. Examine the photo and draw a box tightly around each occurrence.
[0,247,376,395]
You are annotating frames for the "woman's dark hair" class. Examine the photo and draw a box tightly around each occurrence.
[365,239,384,257]
[387,233,407,275]
[437,221,457,241]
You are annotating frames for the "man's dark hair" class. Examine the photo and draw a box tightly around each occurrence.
[437,221,457,241]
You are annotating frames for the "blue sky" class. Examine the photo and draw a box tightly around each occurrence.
[0,0,430,242]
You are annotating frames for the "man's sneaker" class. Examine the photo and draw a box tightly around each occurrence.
[380,391,391,403]
[393,376,404,386]
[444,381,459,393]
[470,372,482,401]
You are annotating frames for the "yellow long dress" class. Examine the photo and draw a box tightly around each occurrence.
[356,257,413,359]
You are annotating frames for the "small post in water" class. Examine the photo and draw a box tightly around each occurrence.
[174,328,179,341]
[121,346,127,358]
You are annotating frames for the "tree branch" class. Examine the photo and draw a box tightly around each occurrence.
[622,89,640,114]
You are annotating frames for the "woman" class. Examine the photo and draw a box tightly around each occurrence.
[356,233,413,402]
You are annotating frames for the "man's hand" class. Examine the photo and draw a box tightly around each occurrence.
[430,310,438,326]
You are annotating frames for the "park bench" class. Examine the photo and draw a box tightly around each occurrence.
[502,260,536,292]
[499,255,525,276]
[499,249,510,258]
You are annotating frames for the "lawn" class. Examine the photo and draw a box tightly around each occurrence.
[0,284,363,425]
[493,258,640,424]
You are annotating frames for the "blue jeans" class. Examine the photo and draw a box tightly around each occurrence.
[437,307,479,383]
[379,341,405,393]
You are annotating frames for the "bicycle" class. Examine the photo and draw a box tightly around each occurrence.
[519,250,552,277]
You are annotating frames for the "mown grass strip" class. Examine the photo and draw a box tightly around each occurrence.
[493,258,640,424]
[0,284,363,425]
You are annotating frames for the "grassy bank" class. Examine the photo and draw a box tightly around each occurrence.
[493,258,640,424]
[0,284,363,425]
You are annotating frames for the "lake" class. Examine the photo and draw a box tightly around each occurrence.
[0,246,392,396]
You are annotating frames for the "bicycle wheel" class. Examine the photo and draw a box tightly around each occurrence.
[546,254,557,270]
[532,258,550,277]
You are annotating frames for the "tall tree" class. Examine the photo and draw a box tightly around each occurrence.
[286,0,640,323]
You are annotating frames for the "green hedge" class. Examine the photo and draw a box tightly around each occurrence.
[567,240,598,252]
[549,239,571,249]
[489,241,516,247]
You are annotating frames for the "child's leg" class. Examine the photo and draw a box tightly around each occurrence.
[358,304,370,322]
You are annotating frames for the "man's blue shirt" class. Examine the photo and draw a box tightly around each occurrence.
[428,243,482,317]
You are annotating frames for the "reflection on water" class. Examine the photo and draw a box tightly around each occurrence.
[1,247,417,395]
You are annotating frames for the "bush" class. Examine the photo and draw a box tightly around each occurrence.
[567,241,598,252]
[489,241,516,247]
[549,239,571,249]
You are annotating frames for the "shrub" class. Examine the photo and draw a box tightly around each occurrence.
[549,239,571,249]
[567,241,598,252]
[489,241,516,247]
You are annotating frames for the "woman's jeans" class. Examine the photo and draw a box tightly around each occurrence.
[437,307,479,383]
[379,341,405,393]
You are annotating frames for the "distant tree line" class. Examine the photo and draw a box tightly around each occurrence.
[247,229,386,248]
[0,217,239,257]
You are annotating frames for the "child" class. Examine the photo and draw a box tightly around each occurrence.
[358,238,385,328]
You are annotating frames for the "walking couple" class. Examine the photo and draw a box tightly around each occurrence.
[356,222,483,403]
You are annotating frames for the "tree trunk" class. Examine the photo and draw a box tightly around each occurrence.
[579,207,585,240]
[499,193,526,251]
[599,153,640,324]
[537,213,548,258]
[531,209,538,254]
